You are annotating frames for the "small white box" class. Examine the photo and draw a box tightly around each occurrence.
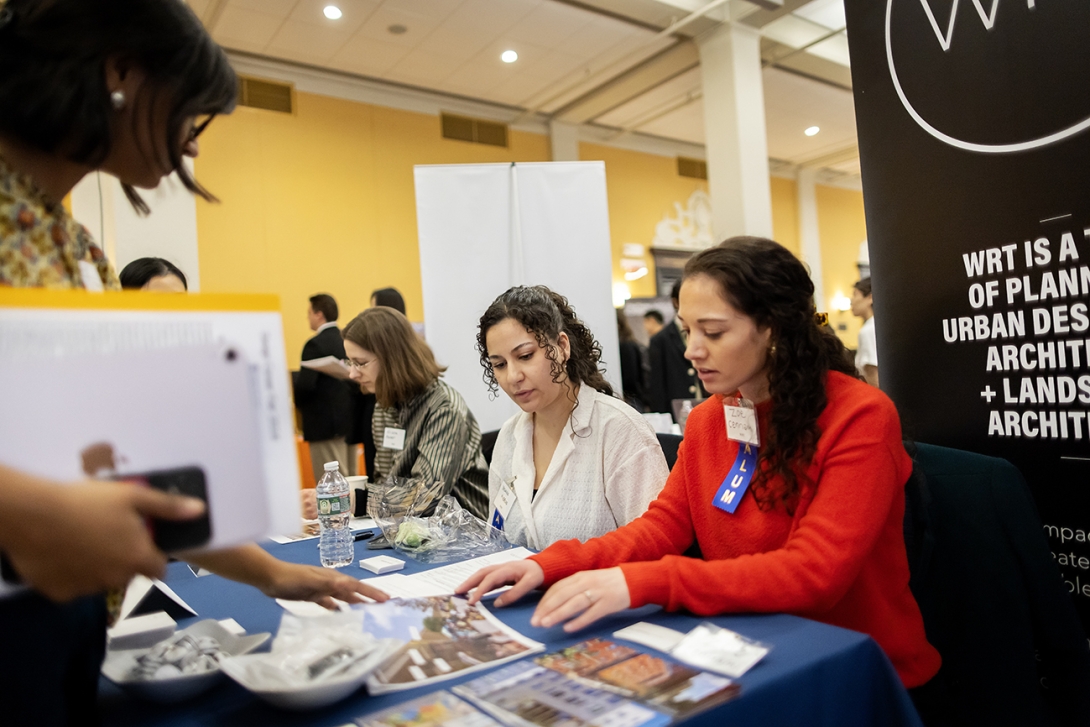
[107,611,176,651]
[359,555,405,575]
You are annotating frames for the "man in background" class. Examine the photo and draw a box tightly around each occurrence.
[294,294,353,481]
[643,309,664,340]
[852,278,879,387]
[648,279,704,418]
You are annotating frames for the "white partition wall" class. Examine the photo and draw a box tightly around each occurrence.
[415,162,619,434]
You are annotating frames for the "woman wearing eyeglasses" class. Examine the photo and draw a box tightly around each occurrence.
[0,2,387,721]
[341,307,491,519]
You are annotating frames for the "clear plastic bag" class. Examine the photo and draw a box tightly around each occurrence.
[220,611,401,692]
[371,484,508,564]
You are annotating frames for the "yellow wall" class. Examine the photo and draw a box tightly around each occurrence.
[193,88,869,360]
[578,142,709,299]
[769,176,800,256]
[816,184,868,348]
[194,91,549,364]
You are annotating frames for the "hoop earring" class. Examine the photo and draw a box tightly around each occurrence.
[110,90,126,110]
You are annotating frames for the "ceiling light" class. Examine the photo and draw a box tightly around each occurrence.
[805,126,820,136]
[501,50,518,63]
[323,5,342,20]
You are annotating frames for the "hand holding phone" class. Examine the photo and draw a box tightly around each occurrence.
[116,466,212,552]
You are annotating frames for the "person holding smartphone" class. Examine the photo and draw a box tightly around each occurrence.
[0,2,386,722]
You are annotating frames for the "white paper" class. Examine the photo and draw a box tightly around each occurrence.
[0,304,299,539]
[119,575,198,621]
[78,261,105,292]
[360,548,534,600]
[275,597,354,617]
[612,622,686,653]
[300,355,352,380]
[724,403,759,446]
[670,623,770,678]
[382,427,406,450]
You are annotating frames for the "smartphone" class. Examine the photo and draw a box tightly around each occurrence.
[116,466,212,552]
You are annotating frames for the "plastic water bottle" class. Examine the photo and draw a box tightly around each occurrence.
[317,461,353,568]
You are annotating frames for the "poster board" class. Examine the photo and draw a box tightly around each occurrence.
[0,289,301,543]
[415,162,620,434]
[844,1,1090,625]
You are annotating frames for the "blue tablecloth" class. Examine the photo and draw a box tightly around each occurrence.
[100,535,922,727]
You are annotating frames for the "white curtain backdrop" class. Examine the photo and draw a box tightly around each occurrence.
[415,162,620,434]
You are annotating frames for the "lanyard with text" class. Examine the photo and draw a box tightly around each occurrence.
[714,397,760,514]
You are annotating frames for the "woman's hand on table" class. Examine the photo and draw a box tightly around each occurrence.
[531,568,631,633]
[456,559,544,607]
[261,560,389,609]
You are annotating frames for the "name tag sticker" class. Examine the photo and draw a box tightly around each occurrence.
[723,397,760,446]
[491,478,517,531]
[382,427,406,451]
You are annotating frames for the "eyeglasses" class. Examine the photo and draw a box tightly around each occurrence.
[187,115,216,143]
[342,358,375,371]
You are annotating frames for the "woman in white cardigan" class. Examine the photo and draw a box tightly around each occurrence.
[477,286,669,550]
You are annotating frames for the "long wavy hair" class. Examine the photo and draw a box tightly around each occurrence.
[685,237,858,512]
[477,286,613,415]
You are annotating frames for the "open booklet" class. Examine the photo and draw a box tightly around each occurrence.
[449,637,739,727]
[360,596,544,695]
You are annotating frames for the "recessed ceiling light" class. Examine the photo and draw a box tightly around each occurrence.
[387,24,408,35]
[323,5,342,20]
[804,126,820,136]
[501,50,518,63]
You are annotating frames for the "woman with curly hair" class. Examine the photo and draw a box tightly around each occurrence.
[477,286,668,550]
[461,239,941,692]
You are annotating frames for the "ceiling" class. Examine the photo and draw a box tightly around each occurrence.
[185,0,860,182]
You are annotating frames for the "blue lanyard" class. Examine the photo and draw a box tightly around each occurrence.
[713,443,759,514]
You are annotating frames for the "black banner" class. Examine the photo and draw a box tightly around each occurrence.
[844,0,1090,628]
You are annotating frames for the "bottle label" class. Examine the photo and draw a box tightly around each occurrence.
[318,494,350,516]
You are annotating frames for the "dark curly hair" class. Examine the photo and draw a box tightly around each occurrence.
[477,286,614,415]
[684,237,858,512]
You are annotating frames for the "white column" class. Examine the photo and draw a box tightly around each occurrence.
[70,165,201,290]
[697,22,773,240]
[549,120,580,162]
[796,167,825,308]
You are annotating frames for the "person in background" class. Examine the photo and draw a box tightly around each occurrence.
[371,286,406,313]
[459,237,940,700]
[294,293,354,480]
[642,309,664,339]
[347,286,408,483]
[647,279,704,417]
[342,307,490,518]
[118,257,187,291]
[479,287,667,550]
[0,3,386,721]
[616,308,648,412]
[852,277,878,387]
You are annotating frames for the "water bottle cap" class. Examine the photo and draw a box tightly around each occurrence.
[324,461,340,471]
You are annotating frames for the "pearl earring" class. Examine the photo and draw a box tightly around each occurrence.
[110,90,126,110]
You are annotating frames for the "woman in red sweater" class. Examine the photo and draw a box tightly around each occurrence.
[459,237,941,691]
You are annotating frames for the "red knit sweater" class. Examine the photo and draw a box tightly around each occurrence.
[530,371,941,688]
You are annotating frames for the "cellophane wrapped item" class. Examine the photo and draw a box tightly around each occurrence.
[369,477,508,564]
[220,611,400,691]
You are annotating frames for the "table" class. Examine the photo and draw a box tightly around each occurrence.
[100,535,923,727]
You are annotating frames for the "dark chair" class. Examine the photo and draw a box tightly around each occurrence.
[656,433,683,470]
[480,429,499,467]
[903,442,1090,726]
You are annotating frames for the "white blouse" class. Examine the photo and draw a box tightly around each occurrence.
[488,385,670,550]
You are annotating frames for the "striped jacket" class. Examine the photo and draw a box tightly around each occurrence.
[372,378,490,519]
